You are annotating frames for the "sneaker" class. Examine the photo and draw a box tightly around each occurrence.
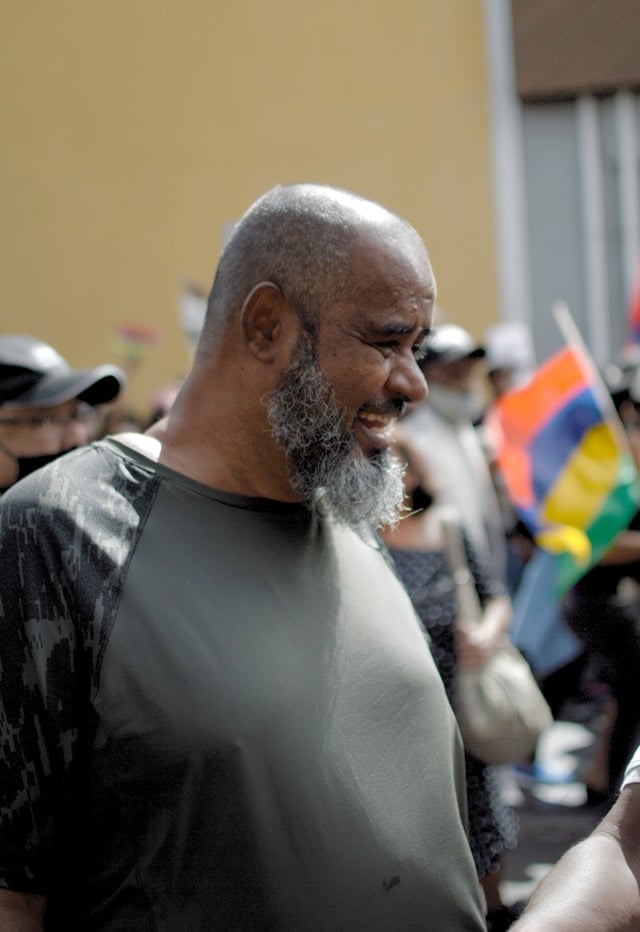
[511,761,576,786]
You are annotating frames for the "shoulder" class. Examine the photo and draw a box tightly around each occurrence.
[2,440,159,526]
[0,442,161,616]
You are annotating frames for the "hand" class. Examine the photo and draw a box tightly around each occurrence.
[625,422,640,472]
[455,621,499,671]
[0,890,46,931]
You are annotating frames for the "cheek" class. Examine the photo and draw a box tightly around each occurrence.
[16,433,64,456]
[0,447,19,486]
[323,353,389,410]
[334,377,383,420]
[64,421,90,447]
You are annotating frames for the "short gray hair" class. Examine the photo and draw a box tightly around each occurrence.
[201,184,414,345]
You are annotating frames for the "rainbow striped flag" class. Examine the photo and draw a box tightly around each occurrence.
[488,343,640,595]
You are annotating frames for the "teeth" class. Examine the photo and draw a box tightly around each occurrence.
[360,411,391,423]
[359,412,396,433]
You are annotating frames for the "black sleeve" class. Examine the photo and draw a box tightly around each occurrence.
[0,479,82,894]
[0,444,157,895]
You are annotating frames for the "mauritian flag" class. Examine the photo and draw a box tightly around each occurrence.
[488,319,640,596]
[628,265,640,345]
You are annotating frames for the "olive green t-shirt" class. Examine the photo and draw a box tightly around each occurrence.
[0,437,485,930]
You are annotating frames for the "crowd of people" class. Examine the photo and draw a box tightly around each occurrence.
[0,183,639,930]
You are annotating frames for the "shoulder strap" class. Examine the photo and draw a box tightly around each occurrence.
[439,511,483,624]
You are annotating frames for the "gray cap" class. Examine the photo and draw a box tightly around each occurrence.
[0,334,126,407]
[421,324,485,368]
[483,321,535,376]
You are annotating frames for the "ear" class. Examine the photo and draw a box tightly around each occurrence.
[241,282,297,362]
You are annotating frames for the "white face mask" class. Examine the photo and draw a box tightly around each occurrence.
[427,383,479,423]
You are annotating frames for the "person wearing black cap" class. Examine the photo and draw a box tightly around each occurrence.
[402,322,508,585]
[0,334,125,492]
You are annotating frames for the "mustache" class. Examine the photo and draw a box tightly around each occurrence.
[358,399,407,419]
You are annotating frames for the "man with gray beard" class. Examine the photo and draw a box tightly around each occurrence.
[268,328,406,529]
[0,184,486,930]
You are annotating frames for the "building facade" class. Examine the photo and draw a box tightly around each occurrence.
[486,0,640,366]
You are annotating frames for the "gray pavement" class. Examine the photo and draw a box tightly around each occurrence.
[500,720,605,907]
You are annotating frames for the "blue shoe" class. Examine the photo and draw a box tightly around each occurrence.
[511,761,576,786]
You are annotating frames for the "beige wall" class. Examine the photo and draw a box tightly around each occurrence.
[1,0,498,417]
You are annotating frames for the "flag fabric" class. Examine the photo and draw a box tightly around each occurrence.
[109,324,162,377]
[488,343,640,596]
[628,266,640,345]
[510,549,583,677]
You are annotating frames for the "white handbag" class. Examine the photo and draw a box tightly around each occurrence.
[440,513,553,766]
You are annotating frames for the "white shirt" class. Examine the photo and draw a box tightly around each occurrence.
[622,743,640,787]
[402,401,507,584]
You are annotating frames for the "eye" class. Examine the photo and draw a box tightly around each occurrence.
[412,343,427,362]
[374,340,398,357]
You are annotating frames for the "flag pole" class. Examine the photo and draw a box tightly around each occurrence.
[552,300,589,353]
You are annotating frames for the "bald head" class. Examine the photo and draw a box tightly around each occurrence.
[155,184,435,506]
[201,184,427,348]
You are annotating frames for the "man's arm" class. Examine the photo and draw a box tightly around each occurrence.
[512,783,640,930]
[0,890,46,931]
[599,528,640,564]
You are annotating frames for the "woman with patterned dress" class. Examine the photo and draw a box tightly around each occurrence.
[380,431,520,931]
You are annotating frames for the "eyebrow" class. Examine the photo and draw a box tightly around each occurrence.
[369,323,434,339]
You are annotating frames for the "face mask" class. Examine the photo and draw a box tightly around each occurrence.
[0,450,72,493]
[410,484,434,513]
[427,383,479,423]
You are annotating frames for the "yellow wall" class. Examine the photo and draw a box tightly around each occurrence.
[1,0,498,417]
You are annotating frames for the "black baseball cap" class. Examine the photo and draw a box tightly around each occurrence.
[0,334,126,407]
[420,324,485,368]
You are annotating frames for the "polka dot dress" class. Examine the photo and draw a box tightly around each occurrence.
[390,545,518,877]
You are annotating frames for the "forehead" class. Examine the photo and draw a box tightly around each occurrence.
[340,228,435,319]
[354,225,433,283]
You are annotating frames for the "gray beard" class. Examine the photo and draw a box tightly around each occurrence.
[267,332,405,530]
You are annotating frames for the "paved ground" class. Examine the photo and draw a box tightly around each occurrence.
[500,718,605,907]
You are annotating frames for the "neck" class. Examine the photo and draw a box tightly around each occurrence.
[147,369,300,502]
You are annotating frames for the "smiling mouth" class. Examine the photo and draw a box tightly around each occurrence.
[357,410,398,437]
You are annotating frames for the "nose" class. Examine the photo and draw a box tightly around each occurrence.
[60,418,89,451]
[387,351,429,405]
